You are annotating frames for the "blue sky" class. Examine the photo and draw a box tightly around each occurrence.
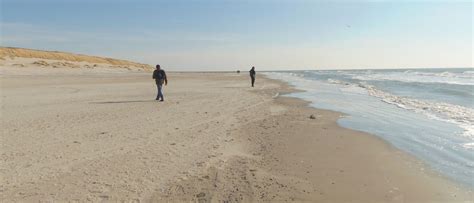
[1,0,472,70]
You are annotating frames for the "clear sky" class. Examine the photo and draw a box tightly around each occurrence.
[1,0,472,71]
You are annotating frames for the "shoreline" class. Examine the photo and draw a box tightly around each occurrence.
[265,74,474,190]
[265,76,474,190]
[1,70,472,201]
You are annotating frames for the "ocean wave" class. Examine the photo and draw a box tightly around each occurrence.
[324,78,474,145]
[327,78,347,85]
[463,143,474,149]
[360,82,474,142]
[288,72,305,77]
[350,70,474,85]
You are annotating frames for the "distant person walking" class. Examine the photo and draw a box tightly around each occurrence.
[249,66,256,87]
[152,64,168,101]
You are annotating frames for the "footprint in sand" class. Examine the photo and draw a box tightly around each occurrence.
[196,192,210,203]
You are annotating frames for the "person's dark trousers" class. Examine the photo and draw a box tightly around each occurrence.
[156,83,164,100]
[251,76,255,87]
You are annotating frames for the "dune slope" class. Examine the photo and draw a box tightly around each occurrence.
[0,47,152,70]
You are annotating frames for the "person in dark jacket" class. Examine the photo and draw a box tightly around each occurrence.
[249,66,256,87]
[152,64,168,101]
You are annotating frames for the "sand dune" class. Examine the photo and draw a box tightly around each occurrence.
[0,47,153,71]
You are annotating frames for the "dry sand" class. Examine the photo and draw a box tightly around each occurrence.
[1,64,473,202]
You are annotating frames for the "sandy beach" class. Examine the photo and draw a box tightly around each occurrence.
[1,61,472,202]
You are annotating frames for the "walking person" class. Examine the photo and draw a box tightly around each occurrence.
[249,66,256,87]
[152,64,168,101]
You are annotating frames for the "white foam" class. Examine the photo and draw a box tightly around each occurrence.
[350,70,474,86]
[463,143,474,149]
[342,82,474,148]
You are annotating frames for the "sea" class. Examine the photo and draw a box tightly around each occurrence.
[264,68,473,188]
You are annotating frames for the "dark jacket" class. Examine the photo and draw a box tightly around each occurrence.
[249,69,256,77]
[153,69,167,84]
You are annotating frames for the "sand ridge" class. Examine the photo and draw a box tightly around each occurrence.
[0,47,153,71]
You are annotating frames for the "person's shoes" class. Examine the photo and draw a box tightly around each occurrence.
[159,99,164,102]
[155,98,159,100]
